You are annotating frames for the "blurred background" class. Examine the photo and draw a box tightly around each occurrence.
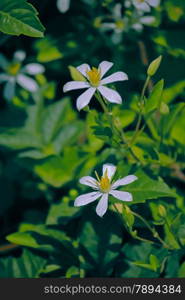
[0,0,184,278]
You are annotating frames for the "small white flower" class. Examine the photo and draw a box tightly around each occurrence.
[132,15,156,31]
[100,4,129,43]
[0,51,45,101]
[132,0,160,12]
[63,61,128,111]
[74,163,138,217]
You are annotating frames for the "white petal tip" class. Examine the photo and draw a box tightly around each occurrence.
[77,104,82,111]
[63,85,68,93]
[119,72,129,81]
[96,212,104,217]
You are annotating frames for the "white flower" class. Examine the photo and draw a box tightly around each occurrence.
[132,0,160,12]
[74,163,138,217]
[132,15,156,31]
[63,61,128,111]
[100,4,129,44]
[0,50,45,101]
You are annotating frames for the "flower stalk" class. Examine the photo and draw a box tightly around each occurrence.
[129,75,150,146]
[95,91,140,162]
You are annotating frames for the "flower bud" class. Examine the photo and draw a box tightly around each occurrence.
[68,65,86,81]
[160,102,169,115]
[158,204,167,218]
[147,56,162,77]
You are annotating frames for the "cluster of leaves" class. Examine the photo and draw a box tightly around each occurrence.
[0,0,185,278]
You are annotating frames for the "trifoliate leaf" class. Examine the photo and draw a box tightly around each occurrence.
[0,0,45,37]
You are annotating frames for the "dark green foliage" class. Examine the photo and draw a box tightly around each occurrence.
[0,0,184,278]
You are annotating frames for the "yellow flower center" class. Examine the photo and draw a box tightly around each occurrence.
[87,67,101,87]
[115,20,125,30]
[95,169,111,193]
[7,62,21,76]
[137,0,145,3]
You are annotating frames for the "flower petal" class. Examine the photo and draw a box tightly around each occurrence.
[76,87,96,111]
[79,176,98,189]
[101,22,116,30]
[96,193,108,217]
[23,63,45,75]
[112,175,138,189]
[103,163,116,180]
[74,191,102,207]
[17,74,38,92]
[0,73,10,83]
[98,61,113,78]
[140,16,155,25]
[100,71,128,85]
[110,190,133,202]
[113,3,122,18]
[13,50,26,62]
[148,0,160,7]
[98,86,122,104]
[133,1,151,12]
[63,81,90,92]
[132,23,143,31]
[4,79,16,100]
[0,53,8,70]
[77,63,90,77]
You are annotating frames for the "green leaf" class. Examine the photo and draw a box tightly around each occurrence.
[52,121,83,153]
[145,79,164,113]
[165,0,185,22]
[112,107,136,129]
[132,254,160,272]
[40,264,61,274]
[6,224,79,269]
[79,210,122,276]
[0,0,45,37]
[171,107,185,145]
[34,147,86,187]
[0,249,46,278]
[65,266,80,278]
[83,110,104,152]
[0,98,80,156]
[46,199,80,225]
[178,262,185,278]
[132,261,155,271]
[92,125,112,142]
[162,80,185,104]
[149,254,160,271]
[123,170,177,204]
[162,103,185,137]
[6,224,74,252]
[6,231,42,247]
[117,243,168,278]
[41,98,76,144]
[0,129,41,150]
[35,38,63,62]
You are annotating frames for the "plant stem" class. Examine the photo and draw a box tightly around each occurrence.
[131,210,172,249]
[95,91,109,113]
[95,92,140,162]
[141,76,150,102]
[129,76,150,146]
[113,204,158,246]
